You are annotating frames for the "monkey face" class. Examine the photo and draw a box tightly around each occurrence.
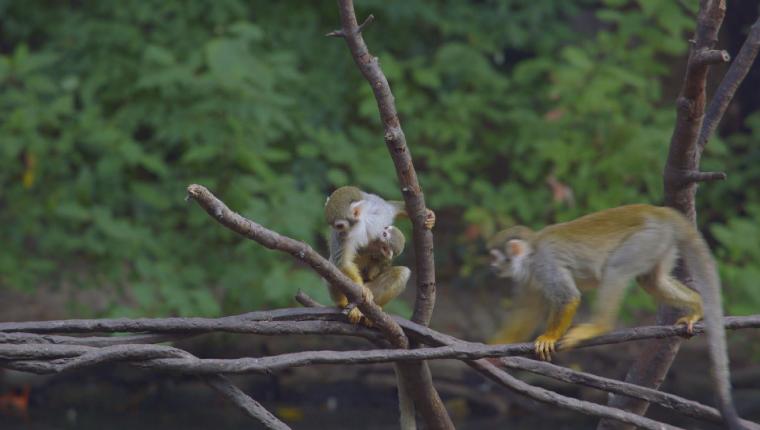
[381,225,405,257]
[489,248,513,278]
[490,239,530,279]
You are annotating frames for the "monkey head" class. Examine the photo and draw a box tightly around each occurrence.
[488,226,534,281]
[324,186,365,233]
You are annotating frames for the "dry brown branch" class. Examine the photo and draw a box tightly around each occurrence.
[333,0,437,326]
[698,17,760,150]
[501,356,759,428]
[468,360,684,430]
[4,308,759,427]
[295,292,760,428]
[204,375,291,430]
[331,1,448,425]
[606,1,735,428]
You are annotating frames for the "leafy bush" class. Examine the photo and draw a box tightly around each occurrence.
[1,0,757,317]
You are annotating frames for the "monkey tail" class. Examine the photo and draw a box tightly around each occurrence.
[394,364,417,430]
[674,219,745,430]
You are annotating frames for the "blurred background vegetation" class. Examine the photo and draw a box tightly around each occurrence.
[1,0,759,321]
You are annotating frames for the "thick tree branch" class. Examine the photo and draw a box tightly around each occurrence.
[609,1,731,428]
[664,0,727,210]
[334,0,436,327]
[698,17,760,150]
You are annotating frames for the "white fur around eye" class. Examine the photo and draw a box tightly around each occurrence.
[349,200,364,219]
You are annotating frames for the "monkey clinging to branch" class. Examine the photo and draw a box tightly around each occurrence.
[487,204,745,429]
[324,186,434,324]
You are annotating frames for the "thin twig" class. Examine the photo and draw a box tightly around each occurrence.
[204,375,291,430]
[698,17,760,150]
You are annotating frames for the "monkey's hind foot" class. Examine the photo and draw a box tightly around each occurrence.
[534,334,560,361]
[424,209,436,230]
[562,323,610,349]
[346,307,364,325]
[675,314,701,337]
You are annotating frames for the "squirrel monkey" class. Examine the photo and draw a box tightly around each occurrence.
[325,191,420,430]
[488,204,744,429]
[354,225,409,288]
[324,186,434,324]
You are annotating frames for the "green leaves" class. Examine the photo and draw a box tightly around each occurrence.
[0,0,755,319]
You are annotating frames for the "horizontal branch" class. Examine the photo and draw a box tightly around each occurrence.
[468,359,683,430]
[500,356,758,428]
[3,309,757,352]
[4,310,758,428]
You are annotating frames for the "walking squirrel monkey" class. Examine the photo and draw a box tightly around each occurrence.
[324,186,433,324]
[488,204,745,430]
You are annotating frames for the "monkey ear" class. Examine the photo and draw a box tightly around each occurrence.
[506,239,527,257]
[350,200,364,220]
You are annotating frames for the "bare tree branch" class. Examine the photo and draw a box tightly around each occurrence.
[204,375,291,430]
[608,1,732,428]
[663,0,727,214]
[334,0,436,328]
[468,360,685,430]
[4,307,759,428]
[501,356,759,428]
[330,1,449,426]
[699,17,760,150]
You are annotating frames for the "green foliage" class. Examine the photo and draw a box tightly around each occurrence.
[0,0,756,318]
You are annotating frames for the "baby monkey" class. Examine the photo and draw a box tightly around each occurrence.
[355,225,411,314]
[488,204,744,430]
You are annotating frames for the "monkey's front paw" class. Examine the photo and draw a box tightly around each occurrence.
[675,314,701,337]
[346,307,364,325]
[562,323,609,349]
[424,209,436,230]
[534,335,559,361]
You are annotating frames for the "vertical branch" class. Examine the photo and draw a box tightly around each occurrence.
[334,0,437,326]
[600,1,730,428]
[663,0,729,218]
[332,2,453,429]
